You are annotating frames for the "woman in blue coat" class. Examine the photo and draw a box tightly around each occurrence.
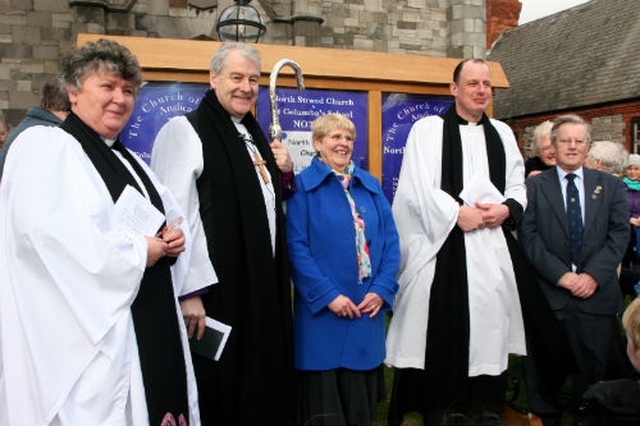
[287,113,400,426]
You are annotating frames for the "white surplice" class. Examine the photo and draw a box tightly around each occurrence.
[151,115,277,262]
[0,126,215,425]
[385,115,527,376]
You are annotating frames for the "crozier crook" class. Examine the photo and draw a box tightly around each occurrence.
[269,59,305,141]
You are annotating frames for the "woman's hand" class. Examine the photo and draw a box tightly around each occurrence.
[357,292,384,318]
[180,296,206,340]
[328,295,361,319]
[161,225,186,257]
[144,236,167,267]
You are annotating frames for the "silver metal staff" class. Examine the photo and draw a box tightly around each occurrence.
[269,59,305,141]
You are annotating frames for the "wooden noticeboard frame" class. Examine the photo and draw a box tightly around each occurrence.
[77,33,509,181]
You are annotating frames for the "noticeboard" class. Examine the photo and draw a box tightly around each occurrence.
[120,82,207,163]
[381,93,454,201]
[255,87,368,173]
[79,34,509,203]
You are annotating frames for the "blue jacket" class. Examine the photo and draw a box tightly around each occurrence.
[286,156,400,371]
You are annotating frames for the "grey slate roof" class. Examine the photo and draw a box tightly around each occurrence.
[487,0,640,119]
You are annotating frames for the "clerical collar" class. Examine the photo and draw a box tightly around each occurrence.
[101,136,116,148]
[451,109,487,126]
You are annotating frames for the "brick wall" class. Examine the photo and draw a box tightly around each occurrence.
[486,0,521,49]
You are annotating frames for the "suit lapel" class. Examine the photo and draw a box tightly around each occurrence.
[540,168,569,238]
[583,167,602,233]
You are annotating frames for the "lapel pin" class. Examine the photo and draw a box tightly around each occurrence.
[592,185,602,199]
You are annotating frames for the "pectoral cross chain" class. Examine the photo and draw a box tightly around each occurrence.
[253,153,270,184]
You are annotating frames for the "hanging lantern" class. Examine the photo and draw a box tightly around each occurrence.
[216,0,266,43]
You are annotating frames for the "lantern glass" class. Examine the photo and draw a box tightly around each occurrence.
[216,1,266,43]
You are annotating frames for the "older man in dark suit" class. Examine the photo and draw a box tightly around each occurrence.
[519,114,629,426]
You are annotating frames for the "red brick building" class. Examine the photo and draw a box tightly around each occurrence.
[486,0,522,50]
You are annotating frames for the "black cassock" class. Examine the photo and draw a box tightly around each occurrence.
[186,90,295,426]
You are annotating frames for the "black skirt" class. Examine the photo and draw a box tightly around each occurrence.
[297,365,386,426]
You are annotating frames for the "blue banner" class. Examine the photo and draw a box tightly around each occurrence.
[381,93,453,202]
[120,82,454,204]
[120,82,208,163]
[257,87,368,173]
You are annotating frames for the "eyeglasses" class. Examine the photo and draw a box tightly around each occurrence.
[558,138,586,145]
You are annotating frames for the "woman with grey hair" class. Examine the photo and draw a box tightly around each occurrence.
[525,120,555,178]
[0,38,214,425]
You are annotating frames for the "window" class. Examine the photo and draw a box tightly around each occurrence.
[632,117,640,154]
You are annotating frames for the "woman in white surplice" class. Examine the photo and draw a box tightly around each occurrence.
[0,39,215,425]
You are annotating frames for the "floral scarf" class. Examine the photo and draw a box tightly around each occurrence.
[332,161,372,283]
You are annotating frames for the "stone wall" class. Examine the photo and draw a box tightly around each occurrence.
[310,0,453,56]
[512,101,640,159]
[0,0,74,124]
[0,0,489,130]
[267,0,486,57]
[0,0,217,127]
[591,114,627,144]
[520,124,535,158]
[521,115,627,161]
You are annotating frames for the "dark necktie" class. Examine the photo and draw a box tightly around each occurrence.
[566,173,583,265]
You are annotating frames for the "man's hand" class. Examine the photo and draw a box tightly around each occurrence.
[180,296,206,340]
[573,273,598,299]
[476,203,510,229]
[557,271,579,291]
[271,140,293,173]
[457,205,485,232]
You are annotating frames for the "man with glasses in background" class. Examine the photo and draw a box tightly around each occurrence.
[519,114,628,426]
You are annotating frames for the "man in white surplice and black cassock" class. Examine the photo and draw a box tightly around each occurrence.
[385,59,574,426]
[151,42,296,426]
